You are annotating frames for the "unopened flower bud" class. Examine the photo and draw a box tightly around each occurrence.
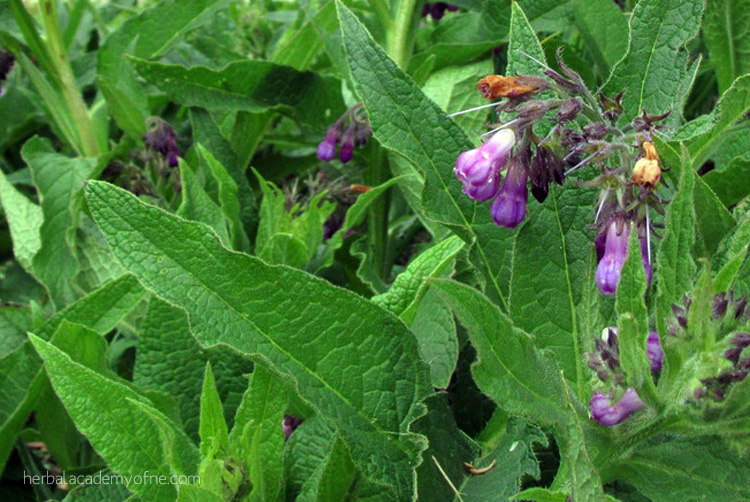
[583,122,608,141]
[632,142,661,188]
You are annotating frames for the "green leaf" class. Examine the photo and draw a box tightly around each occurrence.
[297,434,357,502]
[372,235,464,318]
[572,0,628,76]
[615,226,654,402]
[407,288,458,389]
[703,0,750,94]
[23,137,95,308]
[681,74,750,165]
[199,363,228,457]
[336,0,508,305]
[703,156,750,207]
[85,180,431,500]
[507,2,546,77]
[422,60,493,134]
[61,472,132,502]
[461,419,546,502]
[97,0,229,136]
[431,279,567,426]
[177,159,231,246]
[618,437,750,501]
[283,415,338,499]
[29,334,200,502]
[656,148,697,387]
[233,365,287,502]
[129,57,344,129]
[692,174,735,257]
[271,0,337,71]
[0,342,45,474]
[0,168,42,272]
[508,184,594,386]
[189,109,257,244]
[195,144,250,251]
[412,393,479,501]
[0,304,32,358]
[559,378,607,502]
[134,298,252,442]
[0,274,145,474]
[602,0,704,124]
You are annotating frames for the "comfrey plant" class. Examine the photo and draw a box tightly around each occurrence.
[452,50,667,295]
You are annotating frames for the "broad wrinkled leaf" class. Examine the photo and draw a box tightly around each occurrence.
[23,137,95,308]
[86,180,431,500]
[337,0,510,305]
[134,298,252,441]
[459,419,546,502]
[129,57,344,129]
[603,0,704,124]
[296,434,356,502]
[177,159,231,246]
[655,148,697,387]
[30,334,200,502]
[571,0,628,76]
[0,168,42,272]
[507,2,546,77]
[703,0,750,94]
[619,437,750,501]
[97,0,229,136]
[692,174,735,257]
[431,279,567,426]
[422,60,492,134]
[679,74,750,165]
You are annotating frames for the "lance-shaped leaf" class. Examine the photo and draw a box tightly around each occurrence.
[85,180,431,500]
[129,58,343,129]
[431,279,567,426]
[703,0,750,94]
[336,0,510,306]
[97,0,230,136]
[0,168,42,272]
[603,0,704,124]
[30,334,200,502]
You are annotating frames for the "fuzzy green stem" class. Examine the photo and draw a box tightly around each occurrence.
[40,0,99,157]
[386,0,421,68]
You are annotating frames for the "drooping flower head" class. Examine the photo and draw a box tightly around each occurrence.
[143,117,181,168]
[454,129,515,202]
[589,388,645,426]
[490,151,529,229]
[317,104,371,164]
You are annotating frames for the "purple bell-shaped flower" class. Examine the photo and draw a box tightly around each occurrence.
[454,129,514,202]
[490,155,528,228]
[596,218,630,295]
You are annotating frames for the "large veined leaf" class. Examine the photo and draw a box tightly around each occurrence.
[703,0,750,94]
[128,57,344,129]
[97,0,230,136]
[603,0,704,124]
[0,168,42,272]
[85,180,431,500]
[30,335,200,502]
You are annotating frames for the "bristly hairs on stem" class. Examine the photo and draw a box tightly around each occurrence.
[448,101,499,117]
[595,187,610,223]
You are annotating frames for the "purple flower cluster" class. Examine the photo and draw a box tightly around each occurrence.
[421,2,459,20]
[451,49,668,294]
[143,118,180,168]
[317,104,371,163]
[589,388,644,427]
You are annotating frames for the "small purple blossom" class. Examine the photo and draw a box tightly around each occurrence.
[143,118,181,167]
[317,130,339,161]
[596,219,630,295]
[339,131,354,163]
[589,388,644,426]
[490,156,528,228]
[454,129,514,202]
[647,331,663,371]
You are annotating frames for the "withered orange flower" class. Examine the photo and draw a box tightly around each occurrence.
[632,141,661,189]
[476,75,539,100]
